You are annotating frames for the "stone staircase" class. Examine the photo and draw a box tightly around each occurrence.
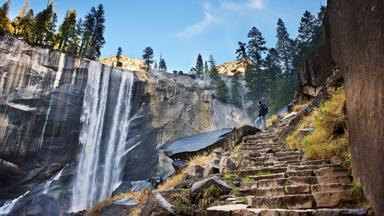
[207,127,370,216]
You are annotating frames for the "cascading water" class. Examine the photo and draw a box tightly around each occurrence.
[0,191,30,216]
[70,62,135,212]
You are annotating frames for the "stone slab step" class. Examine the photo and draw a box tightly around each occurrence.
[276,155,302,161]
[207,206,369,216]
[314,167,350,177]
[317,175,352,185]
[301,160,330,166]
[250,173,286,181]
[288,176,318,185]
[247,194,314,209]
[240,185,311,196]
[286,169,314,177]
[257,178,288,188]
[275,151,302,157]
[287,164,338,172]
[230,167,287,177]
[313,189,354,208]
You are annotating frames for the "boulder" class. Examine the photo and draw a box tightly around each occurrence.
[131,180,154,192]
[112,181,132,196]
[172,159,188,170]
[187,165,205,179]
[219,157,237,173]
[9,195,59,216]
[141,193,175,216]
[190,176,231,199]
[203,162,220,177]
[95,203,134,216]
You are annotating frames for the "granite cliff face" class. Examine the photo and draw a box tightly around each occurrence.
[327,0,384,213]
[0,35,251,212]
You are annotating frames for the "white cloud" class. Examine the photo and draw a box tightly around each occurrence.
[176,2,215,39]
[176,0,265,39]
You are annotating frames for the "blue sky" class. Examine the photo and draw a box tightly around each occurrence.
[8,0,326,71]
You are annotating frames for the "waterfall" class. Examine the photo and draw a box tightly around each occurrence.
[43,165,67,194]
[0,191,30,216]
[70,63,135,212]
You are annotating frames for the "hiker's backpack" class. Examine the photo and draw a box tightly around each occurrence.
[263,104,269,115]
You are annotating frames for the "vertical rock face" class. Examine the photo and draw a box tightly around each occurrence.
[0,35,251,210]
[327,0,384,213]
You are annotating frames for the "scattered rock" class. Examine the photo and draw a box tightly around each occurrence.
[148,176,164,188]
[95,203,134,216]
[188,165,205,179]
[190,176,232,199]
[112,181,133,197]
[330,156,343,165]
[141,193,175,216]
[172,159,188,170]
[219,157,237,173]
[203,162,220,177]
[207,204,248,216]
[131,180,154,192]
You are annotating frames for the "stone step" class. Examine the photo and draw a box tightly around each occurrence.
[287,164,338,172]
[313,189,354,208]
[250,173,286,181]
[276,155,302,161]
[239,185,311,196]
[257,178,289,188]
[247,194,314,209]
[275,151,302,157]
[207,205,369,216]
[288,176,318,185]
[300,160,330,166]
[313,167,350,176]
[230,167,287,177]
[286,169,314,177]
[311,183,352,193]
[317,175,352,185]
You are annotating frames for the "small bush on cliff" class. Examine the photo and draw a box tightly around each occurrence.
[286,89,349,160]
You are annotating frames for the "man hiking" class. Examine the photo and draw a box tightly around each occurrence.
[255,101,268,130]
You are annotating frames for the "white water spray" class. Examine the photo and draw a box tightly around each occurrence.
[70,64,134,211]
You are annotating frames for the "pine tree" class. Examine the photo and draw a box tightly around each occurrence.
[276,18,295,75]
[264,48,281,103]
[235,41,248,61]
[208,55,219,81]
[89,4,105,59]
[246,26,267,66]
[142,47,154,71]
[297,11,317,51]
[195,54,204,76]
[80,7,96,58]
[0,1,11,36]
[11,0,31,37]
[66,18,82,57]
[216,79,229,103]
[57,10,77,52]
[231,71,242,107]
[159,59,167,72]
[13,9,34,42]
[116,47,123,67]
[32,4,56,47]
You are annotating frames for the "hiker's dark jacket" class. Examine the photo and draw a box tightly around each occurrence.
[258,104,267,117]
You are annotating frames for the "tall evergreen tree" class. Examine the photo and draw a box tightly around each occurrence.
[276,18,295,75]
[264,48,281,103]
[235,41,248,61]
[246,26,267,66]
[208,55,219,80]
[80,7,96,58]
[32,4,56,47]
[89,4,105,59]
[12,9,34,41]
[66,18,82,57]
[142,47,154,71]
[0,1,11,36]
[195,54,204,75]
[116,47,123,67]
[216,79,229,103]
[57,10,77,51]
[297,11,317,51]
[159,59,167,72]
[231,71,242,107]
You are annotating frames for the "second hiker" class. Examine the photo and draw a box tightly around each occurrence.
[255,101,268,130]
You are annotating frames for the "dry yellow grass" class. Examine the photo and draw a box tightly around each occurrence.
[157,172,186,191]
[291,103,310,113]
[85,190,151,216]
[188,154,213,166]
[286,89,349,160]
[266,114,279,127]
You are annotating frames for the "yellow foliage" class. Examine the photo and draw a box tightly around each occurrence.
[188,154,213,166]
[85,190,151,216]
[266,115,279,127]
[157,172,186,191]
[286,89,349,160]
